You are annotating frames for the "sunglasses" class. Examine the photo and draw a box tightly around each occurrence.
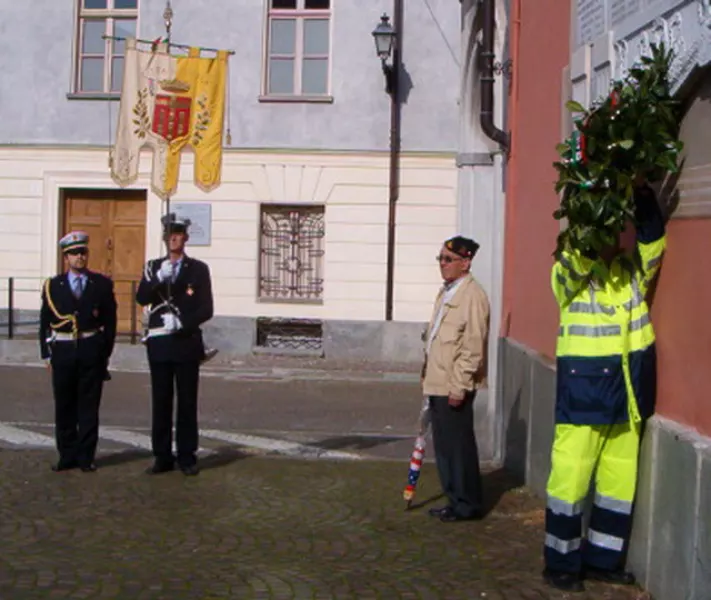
[436,254,465,264]
[65,248,88,256]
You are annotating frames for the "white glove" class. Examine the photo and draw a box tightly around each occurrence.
[161,313,183,331]
[157,259,174,283]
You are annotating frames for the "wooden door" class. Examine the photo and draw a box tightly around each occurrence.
[63,190,147,335]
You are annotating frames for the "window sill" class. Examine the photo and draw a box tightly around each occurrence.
[66,93,121,101]
[258,95,334,104]
[257,297,324,305]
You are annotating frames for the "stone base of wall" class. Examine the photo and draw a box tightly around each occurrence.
[498,336,711,600]
[0,311,427,365]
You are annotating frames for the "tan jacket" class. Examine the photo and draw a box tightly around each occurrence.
[421,274,490,398]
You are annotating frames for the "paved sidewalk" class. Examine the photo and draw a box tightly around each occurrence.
[0,365,649,599]
[0,450,645,600]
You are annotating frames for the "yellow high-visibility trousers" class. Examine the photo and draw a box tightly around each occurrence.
[544,421,641,573]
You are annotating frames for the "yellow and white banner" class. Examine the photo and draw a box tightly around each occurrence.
[111,38,228,199]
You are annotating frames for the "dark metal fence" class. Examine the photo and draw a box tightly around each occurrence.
[1,277,142,342]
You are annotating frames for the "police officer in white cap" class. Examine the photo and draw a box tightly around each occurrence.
[136,213,214,476]
[39,231,117,473]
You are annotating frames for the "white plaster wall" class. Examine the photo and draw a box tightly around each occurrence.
[0,147,456,323]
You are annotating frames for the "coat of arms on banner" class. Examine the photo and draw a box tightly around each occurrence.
[110,39,229,200]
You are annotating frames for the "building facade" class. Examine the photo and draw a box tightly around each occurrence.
[0,0,464,363]
[500,1,711,598]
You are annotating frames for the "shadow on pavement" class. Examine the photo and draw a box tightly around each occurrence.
[96,449,151,468]
[401,468,524,517]
[199,446,252,471]
[481,467,525,517]
[406,492,446,511]
[309,434,407,451]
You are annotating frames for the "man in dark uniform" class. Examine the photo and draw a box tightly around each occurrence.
[137,213,214,476]
[40,231,117,473]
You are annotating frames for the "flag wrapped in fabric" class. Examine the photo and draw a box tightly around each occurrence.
[403,396,431,508]
[111,38,229,199]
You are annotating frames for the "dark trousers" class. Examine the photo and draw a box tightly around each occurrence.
[149,361,200,467]
[51,361,104,466]
[429,394,483,517]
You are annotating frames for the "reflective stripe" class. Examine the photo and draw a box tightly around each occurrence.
[646,256,661,271]
[569,301,615,316]
[629,313,651,331]
[622,297,640,310]
[545,533,582,554]
[588,528,625,552]
[556,273,578,300]
[547,496,585,517]
[568,325,621,337]
[594,492,632,515]
[622,276,645,310]
[558,327,564,337]
[559,256,584,281]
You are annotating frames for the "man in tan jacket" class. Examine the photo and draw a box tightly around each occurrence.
[422,235,490,522]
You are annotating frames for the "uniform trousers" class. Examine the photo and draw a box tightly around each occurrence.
[148,361,200,467]
[429,393,483,517]
[51,360,104,466]
[544,421,642,574]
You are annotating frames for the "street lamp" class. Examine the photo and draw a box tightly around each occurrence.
[372,3,403,322]
[372,13,395,60]
[371,13,396,94]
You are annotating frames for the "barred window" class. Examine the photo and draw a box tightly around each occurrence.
[259,205,325,303]
[74,0,138,95]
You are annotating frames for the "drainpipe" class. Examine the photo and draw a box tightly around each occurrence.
[480,0,509,151]
[384,0,403,321]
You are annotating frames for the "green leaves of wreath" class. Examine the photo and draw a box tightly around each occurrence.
[552,43,684,257]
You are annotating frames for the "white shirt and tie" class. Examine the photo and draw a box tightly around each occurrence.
[426,276,466,356]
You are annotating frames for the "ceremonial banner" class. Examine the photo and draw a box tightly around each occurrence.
[111,38,228,199]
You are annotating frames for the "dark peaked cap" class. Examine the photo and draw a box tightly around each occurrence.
[444,235,479,259]
[161,212,191,233]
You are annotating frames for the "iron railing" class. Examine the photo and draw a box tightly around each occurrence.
[255,317,323,352]
[259,205,325,302]
[0,277,142,343]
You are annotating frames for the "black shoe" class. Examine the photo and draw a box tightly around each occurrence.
[427,505,451,517]
[51,460,78,472]
[80,463,97,473]
[585,566,636,586]
[542,568,585,593]
[438,506,483,523]
[180,464,200,476]
[145,461,175,475]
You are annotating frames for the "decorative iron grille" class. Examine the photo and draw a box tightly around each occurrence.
[259,205,325,301]
[256,318,323,352]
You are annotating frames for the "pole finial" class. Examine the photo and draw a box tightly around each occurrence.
[163,0,173,44]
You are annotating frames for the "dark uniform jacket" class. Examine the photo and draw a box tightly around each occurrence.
[136,255,214,363]
[39,272,118,365]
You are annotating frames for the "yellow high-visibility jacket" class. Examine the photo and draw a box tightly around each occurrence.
[551,186,666,425]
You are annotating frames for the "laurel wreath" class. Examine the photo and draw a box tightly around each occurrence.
[132,89,151,139]
[191,94,211,146]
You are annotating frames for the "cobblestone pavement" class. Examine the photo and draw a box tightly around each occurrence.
[0,365,647,599]
[0,451,644,600]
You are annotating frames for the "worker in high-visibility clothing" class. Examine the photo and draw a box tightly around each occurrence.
[543,183,665,593]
